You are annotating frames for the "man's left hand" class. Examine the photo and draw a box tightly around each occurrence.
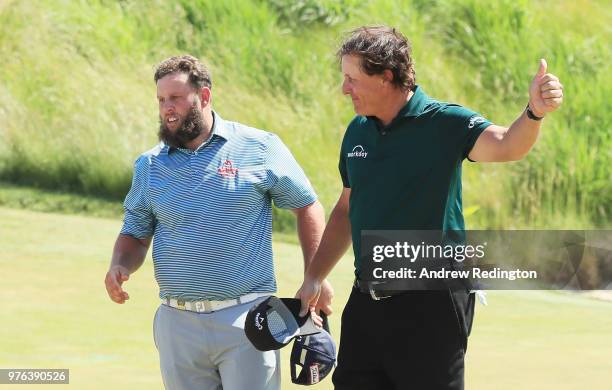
[528,58,564,118]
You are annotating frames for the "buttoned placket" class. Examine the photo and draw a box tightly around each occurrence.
[185,132,216,181]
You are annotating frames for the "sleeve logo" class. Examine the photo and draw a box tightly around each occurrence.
[468,116,486,129]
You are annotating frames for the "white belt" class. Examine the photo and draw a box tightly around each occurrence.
[162,292,269,313]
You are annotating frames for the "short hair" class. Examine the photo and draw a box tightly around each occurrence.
[337,25,415,91]
[154,55,212,90]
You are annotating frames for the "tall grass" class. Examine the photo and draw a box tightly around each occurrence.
[0,0,609,229]
[426,0,611,228]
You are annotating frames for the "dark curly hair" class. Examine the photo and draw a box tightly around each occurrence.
[154,55,212,90]
[338,25,415,91]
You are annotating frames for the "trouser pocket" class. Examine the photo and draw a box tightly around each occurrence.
[153,306,161,350]
[448,289,476,351]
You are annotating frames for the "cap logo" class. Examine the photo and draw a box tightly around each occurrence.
[309,364,320,384]
[255,312,265,330]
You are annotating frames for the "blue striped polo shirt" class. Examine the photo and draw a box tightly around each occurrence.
[120,112,317,300]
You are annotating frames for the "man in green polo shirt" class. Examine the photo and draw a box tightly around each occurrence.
[296,25,564,389]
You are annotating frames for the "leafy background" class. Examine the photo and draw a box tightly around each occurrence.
[0,0,610,230]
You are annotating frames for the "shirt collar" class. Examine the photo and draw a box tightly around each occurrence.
[211,111,231,140]
[368,85,429,131]
[396,85,429,118]
[160,110,231,155]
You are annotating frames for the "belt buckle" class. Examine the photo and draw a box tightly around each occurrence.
[369,286,381,301]
[367,281,389,301]
[195,300,214,312]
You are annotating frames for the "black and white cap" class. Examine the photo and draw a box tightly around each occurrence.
[244,296,322,351]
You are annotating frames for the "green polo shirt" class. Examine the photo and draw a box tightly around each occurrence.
[339,86,491,274]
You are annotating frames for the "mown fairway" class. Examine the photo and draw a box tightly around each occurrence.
[1,207,611,389]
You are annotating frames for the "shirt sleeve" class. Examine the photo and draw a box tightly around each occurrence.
[442,105,492,161]
[338,118,359,188]
[119,155,156,238]
[265,134,318,209]
[338,148,350,188]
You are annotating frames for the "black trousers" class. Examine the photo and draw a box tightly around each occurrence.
[332,287,475,390]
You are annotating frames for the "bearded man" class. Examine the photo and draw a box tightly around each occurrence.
[104,55,332,390]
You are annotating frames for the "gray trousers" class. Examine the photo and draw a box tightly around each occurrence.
[153,297,280,390]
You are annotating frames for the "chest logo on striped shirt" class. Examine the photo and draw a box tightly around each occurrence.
[218,160,239,177]
[347,145,368,159]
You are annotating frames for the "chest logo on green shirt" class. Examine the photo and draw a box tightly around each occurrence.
[347,145,368,159]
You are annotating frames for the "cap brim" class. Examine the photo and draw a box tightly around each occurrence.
[245,297,323,352]
[279,298,322,336]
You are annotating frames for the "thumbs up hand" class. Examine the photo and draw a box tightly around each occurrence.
[528,59,564,118]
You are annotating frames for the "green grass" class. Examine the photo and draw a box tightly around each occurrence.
[1,207,611,389]
[0,181,123,218]
[0,0,609,229]
[0,181,302,234]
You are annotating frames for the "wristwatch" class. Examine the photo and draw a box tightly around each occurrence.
[525,103,544,121]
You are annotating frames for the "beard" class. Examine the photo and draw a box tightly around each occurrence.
[158,104,206,149]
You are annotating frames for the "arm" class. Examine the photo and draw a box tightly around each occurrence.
[292,199,337,315]
[263,134,337,314]
[297,187,352,315]
[292,200,326,271]
[104,234,151,304]
[468,59,564,162]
